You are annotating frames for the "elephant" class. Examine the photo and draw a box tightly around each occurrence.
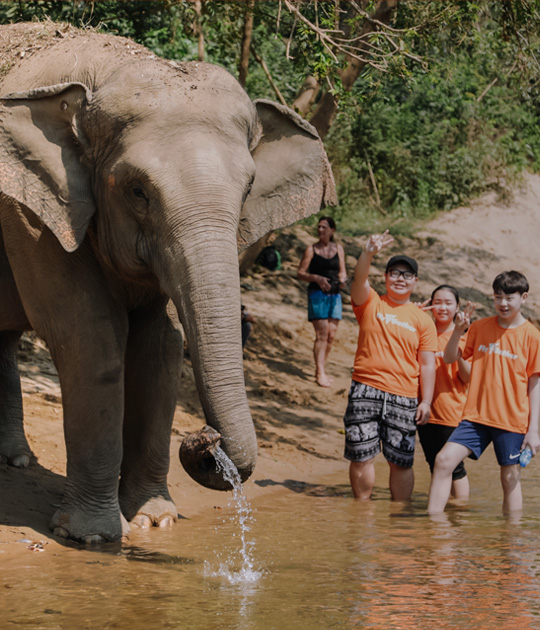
[0,22,336,543]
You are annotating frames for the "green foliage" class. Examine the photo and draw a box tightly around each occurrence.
[0,0,539,238]
[325,1,540,235]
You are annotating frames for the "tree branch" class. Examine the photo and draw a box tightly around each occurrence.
[193,0,204,62]
[282,0,422,71]
[250,46,288,107]
[238,0,255,87]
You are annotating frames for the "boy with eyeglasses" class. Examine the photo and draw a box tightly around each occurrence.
[343,231,437,501]
[428,270,540,514]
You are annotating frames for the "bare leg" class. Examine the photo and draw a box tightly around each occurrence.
[501,465,522,513]
[388,462,414,501]
[349,460,375,500]
[428,442,471,513]
[312,319,331,387]
[450,475,470,500]
[324,318,339,367]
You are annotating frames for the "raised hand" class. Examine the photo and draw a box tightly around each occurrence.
[415,298,435,311]
[364,230,394,256]
[454,301,476,333]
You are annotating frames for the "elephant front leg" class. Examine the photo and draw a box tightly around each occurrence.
[0,330,33,467]
[2,210,131,543]
[119,301,182,529]
[49,345,130,544]
[50,384,129,543]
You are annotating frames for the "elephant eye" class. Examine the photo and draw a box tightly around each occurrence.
[132,186,148,202]
[243,179,254,203]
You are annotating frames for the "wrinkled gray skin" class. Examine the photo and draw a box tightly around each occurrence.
[0,24,335,543]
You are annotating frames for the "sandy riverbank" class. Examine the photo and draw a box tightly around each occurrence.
[2,173,540,553]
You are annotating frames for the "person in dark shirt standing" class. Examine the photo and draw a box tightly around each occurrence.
[298,217,347,387]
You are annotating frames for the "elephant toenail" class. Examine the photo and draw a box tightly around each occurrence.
[131,514,152,529]
[53,527,69,538]
[12,454,30,468]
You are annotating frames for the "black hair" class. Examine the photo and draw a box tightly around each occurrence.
[430,284,460,305]
[318,216,336,241]
[492,270,529,295]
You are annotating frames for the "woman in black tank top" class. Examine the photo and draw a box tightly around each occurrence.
[298,217,347,387]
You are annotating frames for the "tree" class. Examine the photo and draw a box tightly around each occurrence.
[1,0,539,234]
[238,0,255,87]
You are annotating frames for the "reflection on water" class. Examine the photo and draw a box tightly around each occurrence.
[2,451,540,629]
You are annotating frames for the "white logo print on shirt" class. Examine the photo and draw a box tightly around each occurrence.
[478,343,518,360]
[376,312,416,333]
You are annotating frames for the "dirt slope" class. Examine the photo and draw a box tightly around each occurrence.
[2,173,540,550]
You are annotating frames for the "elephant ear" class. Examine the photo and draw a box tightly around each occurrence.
[0,83,95,252]
[237,99,337,253]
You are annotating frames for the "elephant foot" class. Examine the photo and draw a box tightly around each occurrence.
[127,497,178,530]
[50,504,130,544]
[0,436,34,468]
[0,452,32,468]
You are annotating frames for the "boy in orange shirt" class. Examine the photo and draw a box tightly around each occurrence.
[344,231,437,501]
[428,270,540,514]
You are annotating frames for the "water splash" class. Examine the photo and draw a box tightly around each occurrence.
[203,447,263,585]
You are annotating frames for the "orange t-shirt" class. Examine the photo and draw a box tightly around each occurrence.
[461,317,540,433]
[429,331,468,427]
[351,289,437,398]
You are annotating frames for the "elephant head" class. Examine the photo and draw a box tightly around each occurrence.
[0,58,336,490]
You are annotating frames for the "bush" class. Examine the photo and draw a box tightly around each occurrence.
[323,9,540,235]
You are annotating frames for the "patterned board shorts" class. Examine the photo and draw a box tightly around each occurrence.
[343,381,418,468]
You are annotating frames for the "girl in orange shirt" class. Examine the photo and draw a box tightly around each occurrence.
[418,285,471,499]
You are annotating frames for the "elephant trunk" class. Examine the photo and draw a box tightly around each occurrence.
[164,233,257,490]
[179,425,223,486]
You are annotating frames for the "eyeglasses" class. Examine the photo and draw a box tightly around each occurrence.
[387,269,416,281]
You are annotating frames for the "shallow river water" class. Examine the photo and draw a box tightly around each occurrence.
[3,451,540,630]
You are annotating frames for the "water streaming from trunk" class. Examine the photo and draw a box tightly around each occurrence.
[203,446,263,585]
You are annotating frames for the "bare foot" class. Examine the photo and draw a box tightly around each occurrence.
[316,375,332,387]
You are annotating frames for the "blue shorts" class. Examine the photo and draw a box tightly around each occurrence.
[308,290,342,321]
[448,419,525,466]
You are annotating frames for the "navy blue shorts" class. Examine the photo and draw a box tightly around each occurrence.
[448,419,525,466]
[308,290,342,321]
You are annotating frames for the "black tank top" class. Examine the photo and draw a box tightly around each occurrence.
[308,252,340,294]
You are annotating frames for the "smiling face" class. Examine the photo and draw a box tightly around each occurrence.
[431,288,459,328]
[493,291,527,325]
[384,264,417,303]
[317,219,335,243]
